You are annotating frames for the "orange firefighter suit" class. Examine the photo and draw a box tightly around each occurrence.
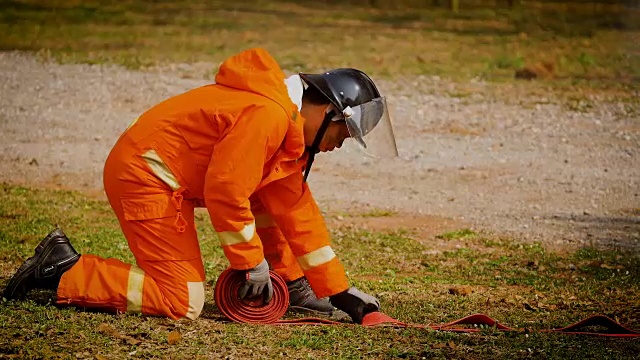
[55,48,350,320]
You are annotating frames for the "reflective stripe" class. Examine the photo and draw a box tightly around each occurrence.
[126,117,140,130]
[297,246,336,271]
[185,282,205,320]
[255,213,276,228]
[126,265,145,313]
[217,222,256,246]
[141,149,181,191]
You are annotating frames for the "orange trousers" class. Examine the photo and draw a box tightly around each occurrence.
[56,137,304,320]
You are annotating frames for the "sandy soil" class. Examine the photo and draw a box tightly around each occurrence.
[1,52,638,250]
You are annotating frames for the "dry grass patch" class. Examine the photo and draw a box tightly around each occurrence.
[0,0,638,90]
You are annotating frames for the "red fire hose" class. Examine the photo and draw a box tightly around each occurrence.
[214,268,640,337]
[214,268,289,324]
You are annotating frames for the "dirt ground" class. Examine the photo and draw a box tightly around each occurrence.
[1,52,638,250]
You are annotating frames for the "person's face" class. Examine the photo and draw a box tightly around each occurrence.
[301,103,351,153]
[318,121,350,152]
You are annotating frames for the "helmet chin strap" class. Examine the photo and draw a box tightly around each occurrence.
[303,110,336,182]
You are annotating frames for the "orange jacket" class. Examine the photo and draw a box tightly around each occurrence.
[118,48,348,297]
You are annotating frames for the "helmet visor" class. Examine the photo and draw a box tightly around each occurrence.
[344,97,398,158]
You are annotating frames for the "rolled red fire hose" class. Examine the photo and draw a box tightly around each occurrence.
[214,268,290,324]
[214,268,640,337]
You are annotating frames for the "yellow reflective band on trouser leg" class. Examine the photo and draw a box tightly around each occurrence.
[126,265,145,313]
[217,222,256,246]
[297,246,336,271]
[141,149,181,191]
[185,282,205,320]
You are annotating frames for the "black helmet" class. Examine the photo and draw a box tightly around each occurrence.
[299,69,398,181]
[299,68,381,113]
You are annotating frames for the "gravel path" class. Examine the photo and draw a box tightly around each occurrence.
[1,52,638,250]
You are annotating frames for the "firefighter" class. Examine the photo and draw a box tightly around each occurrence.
[3,48,398,324]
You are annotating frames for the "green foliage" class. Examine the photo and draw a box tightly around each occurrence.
[436,228,477,240]
[578,52,597,69]
[494,54,525,70]
[359,209,396,218]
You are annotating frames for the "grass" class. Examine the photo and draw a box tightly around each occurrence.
[435,228,477,240]
[0,0,638,86]
[1,183,639,359]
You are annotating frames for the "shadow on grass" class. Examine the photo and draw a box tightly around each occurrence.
[199,302,229,322]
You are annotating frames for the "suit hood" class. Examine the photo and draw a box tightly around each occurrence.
[215,48,306,164]
[215,48,293,115]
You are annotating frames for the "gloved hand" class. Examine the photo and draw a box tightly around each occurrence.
[238,258,273,303]
[329,287,380,324]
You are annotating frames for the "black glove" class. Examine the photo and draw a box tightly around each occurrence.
[238,258,273,303]
[329,287,380,324]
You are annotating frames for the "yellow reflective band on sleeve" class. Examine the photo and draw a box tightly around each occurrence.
[126,265,145,313]
[141,149,181,191]
[217,222,256,246]
[297,246,336,271]
[185,282,205,320]
[255,213,276,228]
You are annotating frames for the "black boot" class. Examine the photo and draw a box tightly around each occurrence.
[3,228,81,300]
[287,277,335,315]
